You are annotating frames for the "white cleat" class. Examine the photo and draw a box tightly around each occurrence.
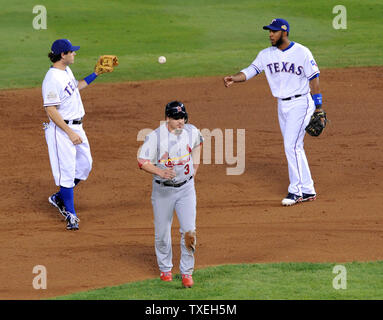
[281,193,303,206]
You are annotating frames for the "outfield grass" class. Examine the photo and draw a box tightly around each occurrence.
[53,261,383,300]
[1,0,382,89]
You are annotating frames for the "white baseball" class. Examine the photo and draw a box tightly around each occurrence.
[158,56,166,64]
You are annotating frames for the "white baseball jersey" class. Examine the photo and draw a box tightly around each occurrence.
[241,42,320,99]
[42,66,85,120]
[139,123,204,184]
[42,66,92,188]
[240,41,319,196]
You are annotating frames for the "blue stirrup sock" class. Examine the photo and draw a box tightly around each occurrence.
[59,186,76,216]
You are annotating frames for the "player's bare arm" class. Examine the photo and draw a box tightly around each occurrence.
[223,72,247,87]
[70,53,117,91]
[309,77,322,111]
[45,106,83,145]
[139,161,176,179]
[77,80,89,90]
[77,71,99,91]
[191,145,202,177]
[77,70,102,90]
[77,77,99,90]
[309,76,327,127]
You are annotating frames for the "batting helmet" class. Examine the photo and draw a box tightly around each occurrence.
[165,101,188,123]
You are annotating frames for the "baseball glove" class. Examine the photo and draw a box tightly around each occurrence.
[184,230,196,253]
[94,55,119,74]
[305,110,327,137]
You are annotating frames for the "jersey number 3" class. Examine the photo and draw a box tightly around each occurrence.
[184,164,190,175]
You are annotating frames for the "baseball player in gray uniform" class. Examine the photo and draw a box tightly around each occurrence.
[138,101,203,288]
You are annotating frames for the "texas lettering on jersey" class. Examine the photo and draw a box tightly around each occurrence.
[241,42,320,98]
[42,66,85,120]
[266,61,304,75]
[64,80,76,96]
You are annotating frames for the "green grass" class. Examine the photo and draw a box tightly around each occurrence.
[52,261,383,300]
[0,0,382,89]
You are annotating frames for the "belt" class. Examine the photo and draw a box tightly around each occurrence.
[281,94,302,101]
[155,176,193,188]
[64,118,83,125]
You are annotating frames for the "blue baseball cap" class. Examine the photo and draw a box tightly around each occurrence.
[51,39,80,55]
[263,18,290,33]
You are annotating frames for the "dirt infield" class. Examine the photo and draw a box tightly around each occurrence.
[1,67,382,299]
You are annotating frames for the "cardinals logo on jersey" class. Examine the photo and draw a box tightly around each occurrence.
[158,145,192,167]
[166,159,174,168]
[159,152,175,167]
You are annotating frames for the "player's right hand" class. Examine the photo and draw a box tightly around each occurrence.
[68,131,83,145]
[160,168,176,179]
[223,76,234,87]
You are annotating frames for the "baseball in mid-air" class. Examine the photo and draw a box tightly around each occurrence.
[158,56,166,64]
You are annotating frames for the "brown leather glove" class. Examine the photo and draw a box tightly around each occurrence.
[184,230,196,253]
[94,55,119,74]
[305,110,327,137]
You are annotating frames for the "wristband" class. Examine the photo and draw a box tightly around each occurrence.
[312,93,322,107]
[84,72,98,85]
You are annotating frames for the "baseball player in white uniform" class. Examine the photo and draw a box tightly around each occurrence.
[224,18,326,206]
[138,101,203,288]
[42,39,100,230]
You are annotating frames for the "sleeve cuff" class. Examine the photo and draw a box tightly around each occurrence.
[138,159,151,168]
[308,72,320,81]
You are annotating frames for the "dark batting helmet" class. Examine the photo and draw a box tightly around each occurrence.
[165,100,188,123]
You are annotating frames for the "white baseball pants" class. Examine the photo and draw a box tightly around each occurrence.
[151,178,196,275]
[44,122,92,188]
[277,93,316,196]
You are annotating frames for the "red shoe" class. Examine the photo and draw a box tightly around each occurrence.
[160,271,172,282]
[182,274,194,288]
[302,193,317,202]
